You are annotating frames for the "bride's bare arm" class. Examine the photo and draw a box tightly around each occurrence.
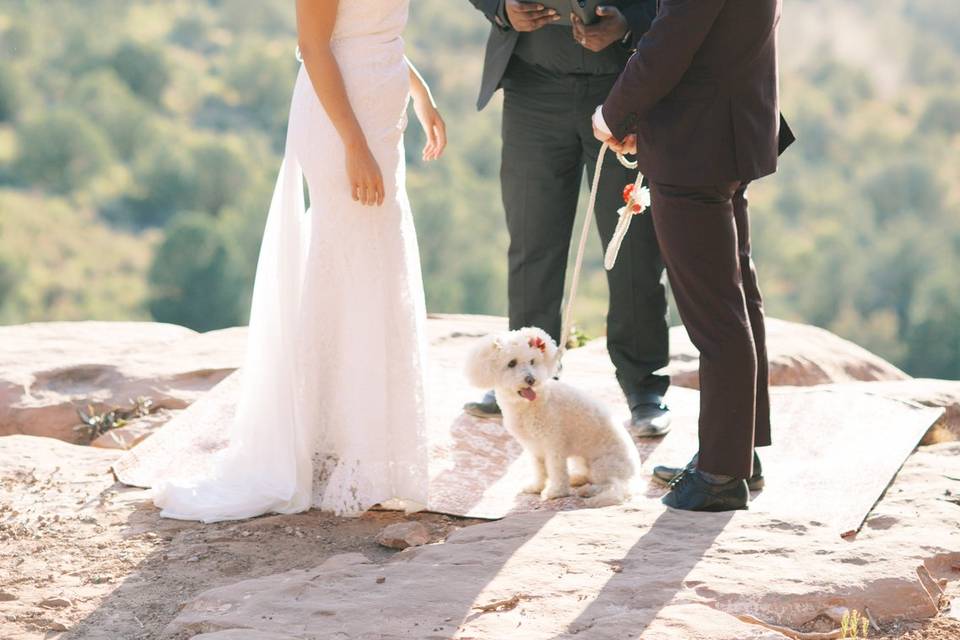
[406,57,447,162]
[296,0,384,206]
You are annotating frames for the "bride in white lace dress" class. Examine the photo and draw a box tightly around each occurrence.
[145,0,446,521]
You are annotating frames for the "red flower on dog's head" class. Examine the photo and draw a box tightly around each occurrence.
[528,336,547,353]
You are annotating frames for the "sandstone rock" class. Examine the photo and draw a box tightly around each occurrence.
[0,433,477,640]
[192,631,298,640]
[0,315,504,446]
[424,313,507,342]
[165,443,960,640]
[376,521,431,549]
[2,314,959,640]
[3,315,907,448]
[0,591,16,601]
[38,596,72,608]
[663,318,910,388]
[0,322,245,443]
[47,619,69,632]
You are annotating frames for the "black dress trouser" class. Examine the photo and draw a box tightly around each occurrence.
[648,181,772,479]
[500,60,670,401]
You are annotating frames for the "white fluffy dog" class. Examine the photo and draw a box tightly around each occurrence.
[465,327,642,507]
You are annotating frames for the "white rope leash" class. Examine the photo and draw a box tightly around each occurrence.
[558,142,649,358]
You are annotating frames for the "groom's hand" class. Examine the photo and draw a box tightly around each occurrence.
[609,134,637,156]
[505,1,560,32]
[592,108,638,155]
[592,127,637,156]
[572,6,628,52]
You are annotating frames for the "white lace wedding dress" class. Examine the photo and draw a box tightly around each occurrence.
[145,0,429,521]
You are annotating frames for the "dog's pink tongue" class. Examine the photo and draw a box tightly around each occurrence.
[519,387,537,401]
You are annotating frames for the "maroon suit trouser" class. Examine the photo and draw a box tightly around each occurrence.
[649,181,772,479]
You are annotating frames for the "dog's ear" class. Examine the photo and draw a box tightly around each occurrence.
[465,334,502,389]
[519,327,561,376]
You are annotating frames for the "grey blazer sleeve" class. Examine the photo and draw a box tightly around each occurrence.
[468,0,510,30]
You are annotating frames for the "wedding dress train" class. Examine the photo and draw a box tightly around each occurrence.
[142,0,428,521]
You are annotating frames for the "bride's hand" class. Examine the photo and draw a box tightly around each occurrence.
[345,141,384,206]
[413,98,447,162]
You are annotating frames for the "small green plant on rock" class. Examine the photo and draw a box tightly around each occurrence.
[840,609,870,638]
[566,325,592,349]
[75,396,156,441]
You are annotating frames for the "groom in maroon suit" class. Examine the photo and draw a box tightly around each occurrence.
[594,0,792,511]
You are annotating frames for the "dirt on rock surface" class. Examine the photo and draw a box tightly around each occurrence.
[3,434,957,640]
[0,436,480,640]
[874,617,960,639]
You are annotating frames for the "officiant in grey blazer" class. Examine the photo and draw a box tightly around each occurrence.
[463,0,672,435]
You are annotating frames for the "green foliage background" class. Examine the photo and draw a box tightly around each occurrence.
[0,0,958,379]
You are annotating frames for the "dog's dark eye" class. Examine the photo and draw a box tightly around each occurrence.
[530,359,535,365]
[507,359,517,368]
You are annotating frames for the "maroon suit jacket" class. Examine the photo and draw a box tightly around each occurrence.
[601,0,786,185]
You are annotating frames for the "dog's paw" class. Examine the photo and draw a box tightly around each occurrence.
[583,483,629,507]
[585,493,624,508]
[576,483,601,498]
[540,485,571,501]
[569,473,589,487]
[523,480,545,494]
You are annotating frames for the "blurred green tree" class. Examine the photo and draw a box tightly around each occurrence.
[861,158,945,226]
[118,143,199,228]
[0,24,32,59]
[191,138,256,215]
[808,60,874,115]
[12,111,114,194]
[65,70,157,161]
[148,211,246,330]
[169,15,211,51]
[224,43,298,140]
[214,0,293,36]
[0,0,957,380]
[907,38,960,86]
[109,41,171,105]
[903,270,960,379]
[0,66,23,122]
[918,91,960,137]
[0,249,19,311]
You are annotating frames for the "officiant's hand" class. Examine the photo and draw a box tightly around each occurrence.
[572,6,628,52]
[505,0,560,32]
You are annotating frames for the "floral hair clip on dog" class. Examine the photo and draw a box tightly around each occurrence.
[528,336,547,353]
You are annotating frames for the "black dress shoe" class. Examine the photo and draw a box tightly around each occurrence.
[625,394,672,438]
[463,390,501,418]
[661,468,749,512]
[653,451,765,491]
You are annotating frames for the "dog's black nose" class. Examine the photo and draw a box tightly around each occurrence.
[524,374,536,386]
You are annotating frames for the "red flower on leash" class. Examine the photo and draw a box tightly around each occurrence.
[528,337,547,353]
[622,181,649,215]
